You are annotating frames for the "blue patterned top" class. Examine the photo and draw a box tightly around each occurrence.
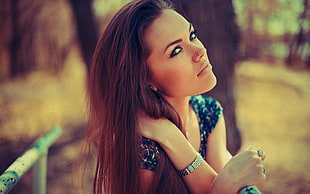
[138,95,223,171]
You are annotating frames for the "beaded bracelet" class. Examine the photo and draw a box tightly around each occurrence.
[178,154,203,176]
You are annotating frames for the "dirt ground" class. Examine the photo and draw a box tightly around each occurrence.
[0,56,309,193]
[235,61,310,194]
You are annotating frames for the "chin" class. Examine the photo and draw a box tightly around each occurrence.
[202,74,217,93]
[193,82,217,96]
[189,74,218,96]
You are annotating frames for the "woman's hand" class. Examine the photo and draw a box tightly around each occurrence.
[137,112,179,142]
[211,149,266,193]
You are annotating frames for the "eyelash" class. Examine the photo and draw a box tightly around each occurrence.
[169,30,197,58]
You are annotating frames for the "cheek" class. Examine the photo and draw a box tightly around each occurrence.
[152,67,184,87]
[153,67,193,95]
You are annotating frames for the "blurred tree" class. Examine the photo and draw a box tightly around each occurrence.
[69,0,99,72]
[173,0,241,154]
[234,0,309,67]
[237,0,280,60]
[9,0,43,77]
[286,0,310,67]
[1,0,74,79]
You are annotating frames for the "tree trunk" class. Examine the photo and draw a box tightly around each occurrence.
[9,0,27,77]
[173,0,241,154]
[69,0,98,72]
[8,0,70,78]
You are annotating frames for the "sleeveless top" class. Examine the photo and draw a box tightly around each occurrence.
[138,95,223,171]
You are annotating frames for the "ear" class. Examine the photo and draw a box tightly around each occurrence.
[148,84,158,92]
[147,78,161,92]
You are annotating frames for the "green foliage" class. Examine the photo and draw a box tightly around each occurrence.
[233,0,309,66]
[233,0,304,35]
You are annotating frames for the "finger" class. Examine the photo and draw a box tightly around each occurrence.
[260,167,267,183]
[258,171,267,184]
[257,149,266,161]
[255,164,267,184]
[256,164,265,174]
[263,167,266,174]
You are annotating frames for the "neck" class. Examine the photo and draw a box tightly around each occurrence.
[164,96,191,132]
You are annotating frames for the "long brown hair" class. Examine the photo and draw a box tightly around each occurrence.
[87,0,189,193]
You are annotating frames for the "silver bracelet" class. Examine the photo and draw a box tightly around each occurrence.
[178,154,203,176]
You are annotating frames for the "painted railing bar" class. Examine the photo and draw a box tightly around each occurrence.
[33,153,47,194]
[0,126,62,194]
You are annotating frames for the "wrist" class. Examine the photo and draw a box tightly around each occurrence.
[178,153,203,176]
[210,173,240,194]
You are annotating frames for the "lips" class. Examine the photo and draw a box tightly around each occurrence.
[197,63,210,77]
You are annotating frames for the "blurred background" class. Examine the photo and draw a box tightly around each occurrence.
[0,0,309,193]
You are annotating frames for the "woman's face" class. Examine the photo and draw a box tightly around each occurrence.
[145,9,217,98]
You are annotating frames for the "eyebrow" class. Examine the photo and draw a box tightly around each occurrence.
[163,23,193,53]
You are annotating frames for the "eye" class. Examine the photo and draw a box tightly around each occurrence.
[190,30,197,41]
[170,46,183,58]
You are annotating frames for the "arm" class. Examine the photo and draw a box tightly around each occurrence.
[207,115,266,193]
[138,116,266,194]
[159,124,218,193]
[206,114,232,173]
[138,116,217,193]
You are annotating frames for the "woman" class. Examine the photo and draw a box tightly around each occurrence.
[86,0,266,193]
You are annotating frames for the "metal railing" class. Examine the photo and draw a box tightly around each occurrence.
[0,126,62,194]
[0,125,261,194]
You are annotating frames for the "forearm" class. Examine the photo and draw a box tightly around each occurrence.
[155,127,217,193]
[206,115,232,173]
[138,116,265,193]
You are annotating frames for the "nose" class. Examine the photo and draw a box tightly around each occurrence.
[192,46,206,62]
